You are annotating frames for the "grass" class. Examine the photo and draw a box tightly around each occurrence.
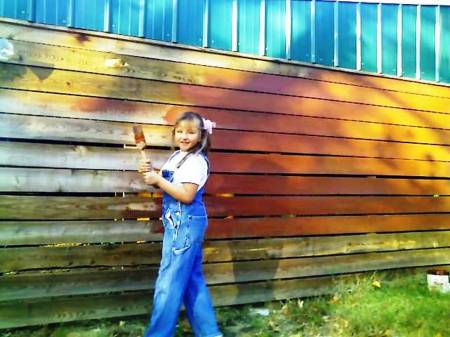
[2,270,449,337]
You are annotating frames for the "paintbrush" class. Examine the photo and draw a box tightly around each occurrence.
[133,125,152,172]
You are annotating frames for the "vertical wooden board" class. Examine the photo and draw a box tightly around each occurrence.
[420,5,436,81]
[73,0,104,31]
[265,0,286,58]
[177,0,204,47]
[237,0,260,54]
[110,0,140,36]
[291,0,311,62]
[209,0,232,51]
[338,1,356,69]
[144,0,173,41]
[315,0,334,66]
[360,3,378,72]
[381,4,397,76]
[401,4,417,79]
[440,6,450,83]
[35,0,69,26]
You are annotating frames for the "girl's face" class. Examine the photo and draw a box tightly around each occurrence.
[174,119,201,152]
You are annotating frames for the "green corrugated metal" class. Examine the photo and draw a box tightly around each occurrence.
[315,0,334,66]
[291,0,311,62]
[401,5,417,78]
[360,3,378,73]
[144,0,173,42]
[1,0,449,84]
[237,0,260,54]
[177,0,204,47]
[265,0,286,58]
[441,6,450,83]
[338,1,356,69]
[420,5,436,81]
[0,0,28,20]
[72,0,104,31]
[381,4,398,75]
[209,0,232,51]
[110,0,140,36]
[35,0,68,25]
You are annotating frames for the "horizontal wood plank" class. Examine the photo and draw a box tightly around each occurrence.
[2,214,449,246]
[1,232,448,272]
[2,142,449,177]
[2,89,449,145]
[0,220,162,246]
[1,248,448,303]
[0,275,341,329]
[2,168,449,195]
[5,38,450,114]
[207,214,450,238]
[1,19,449,99]
[2,114,449,161]
[0,213,448,247]
[0,195,449,220]
[2,63,450,129]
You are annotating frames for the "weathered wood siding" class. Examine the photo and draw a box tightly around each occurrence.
[0,18,449,329]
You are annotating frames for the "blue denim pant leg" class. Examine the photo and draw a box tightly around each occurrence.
[184,241,221,337]
[144,214,220,337]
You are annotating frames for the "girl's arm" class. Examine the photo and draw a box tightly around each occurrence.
[144,171,198,204]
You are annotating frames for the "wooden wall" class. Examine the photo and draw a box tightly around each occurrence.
[0,18,449,329]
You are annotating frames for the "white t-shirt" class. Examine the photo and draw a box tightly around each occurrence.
[161,151,209,190]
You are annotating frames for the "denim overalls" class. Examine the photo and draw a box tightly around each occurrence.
[144,152,222,337]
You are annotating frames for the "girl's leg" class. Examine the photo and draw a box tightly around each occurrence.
[144,227,197,337]
[184,246,222,337]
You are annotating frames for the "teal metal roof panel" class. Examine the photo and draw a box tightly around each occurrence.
[209,0,232,50]
[1,0,449,85]
[440,6,450,83]
[291,0,311,63]
[144,0,173,41]
[360,3,378,73]
[401,5,417,79]
[381,4,398,75]
[0,0,28,20]
[72,0,104,31]
[110,0,140,36]
[265,0,286,58]
[237,0,260,55]
[35,0,69,25]
[177,0,204,47]
[420,5,436,81]
[315,0,334,66]
[338,1,356,69]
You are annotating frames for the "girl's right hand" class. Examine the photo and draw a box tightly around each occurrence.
[138,159,152,173]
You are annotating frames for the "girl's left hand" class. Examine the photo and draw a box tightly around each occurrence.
[143,170,161,186]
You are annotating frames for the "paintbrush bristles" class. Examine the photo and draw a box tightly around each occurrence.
[133,125,147,150]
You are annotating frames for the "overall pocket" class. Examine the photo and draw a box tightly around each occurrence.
[171,220,191,256]
[187,215,208,244]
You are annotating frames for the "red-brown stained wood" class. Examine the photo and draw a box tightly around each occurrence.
[3,167,449,195]
[0,195,448,220]
[206,214,450,238]
[2,89,449,145]
[2,114,449,161]
[209,152,450,177]
[3,142,449,177]
[207,175,450,195]
[2,19,450,100]
[7,38,450,114]
[2,63,450,129]
[1,214,449,246]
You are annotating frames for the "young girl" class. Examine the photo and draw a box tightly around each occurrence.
[139,111,222,337]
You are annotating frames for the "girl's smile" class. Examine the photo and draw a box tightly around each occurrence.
[174,120,201,152]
